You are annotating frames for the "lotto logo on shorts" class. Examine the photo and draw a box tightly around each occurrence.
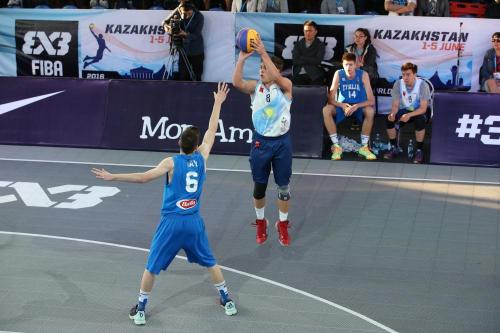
[176,199,197,210]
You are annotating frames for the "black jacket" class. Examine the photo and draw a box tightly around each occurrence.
[416,0,450,17]
[292,38,326,82]
[163,8,204,56]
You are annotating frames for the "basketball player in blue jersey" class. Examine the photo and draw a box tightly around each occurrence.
[232,37,293,247]
[384,62,430,164]
[322,52,377,160]
[91,83,237,326]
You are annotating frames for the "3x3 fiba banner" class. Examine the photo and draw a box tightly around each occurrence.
[15,20,79,78]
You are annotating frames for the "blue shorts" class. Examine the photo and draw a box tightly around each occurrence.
[335,107,364,124]
[146,213,216,275]
[249,131,292,187]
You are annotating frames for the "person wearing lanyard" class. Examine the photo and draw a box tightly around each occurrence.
[231,0,258,12]
[162,1,205,81]
[480,32,500,94]
[320,0,356,14]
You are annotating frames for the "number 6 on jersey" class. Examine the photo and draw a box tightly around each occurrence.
[185,171,199,193]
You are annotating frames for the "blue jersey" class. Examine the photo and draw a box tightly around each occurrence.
[337,69,367,104]
[161,152,205,215]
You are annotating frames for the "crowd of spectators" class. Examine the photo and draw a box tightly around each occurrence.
[1,0,498,19]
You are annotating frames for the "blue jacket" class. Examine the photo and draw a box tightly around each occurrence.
[479,48,498,87]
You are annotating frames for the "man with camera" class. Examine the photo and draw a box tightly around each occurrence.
[162,1,205,81]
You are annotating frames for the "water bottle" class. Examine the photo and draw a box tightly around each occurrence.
[407,139,414,160]
[372,133,381,155]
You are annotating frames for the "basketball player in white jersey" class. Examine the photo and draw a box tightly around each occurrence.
[232,37,293,246]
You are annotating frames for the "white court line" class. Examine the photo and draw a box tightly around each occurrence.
[1,157,499,186]
[0,230,398,333]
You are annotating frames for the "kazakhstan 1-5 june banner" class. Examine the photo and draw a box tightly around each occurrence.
[235,13,498,93]
[0,9,235,82]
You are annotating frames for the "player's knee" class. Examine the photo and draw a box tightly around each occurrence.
[253,182,267,200]
[277,185,291,201]
[414,116,426,131]
[386,117,396,129]
[364,106,375,119]
[323,104,335,117]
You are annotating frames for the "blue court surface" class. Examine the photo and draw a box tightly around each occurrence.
[0,145,499,333]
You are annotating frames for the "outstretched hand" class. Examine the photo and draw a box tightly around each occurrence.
[213,82,230,104]
[91,168,113,181]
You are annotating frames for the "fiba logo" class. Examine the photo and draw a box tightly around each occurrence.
[15,20,79,77]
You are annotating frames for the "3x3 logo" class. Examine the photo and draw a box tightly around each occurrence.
[0,181,120,209]
[21,31,72,56]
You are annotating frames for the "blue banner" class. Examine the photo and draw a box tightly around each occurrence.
[0,9,235,82]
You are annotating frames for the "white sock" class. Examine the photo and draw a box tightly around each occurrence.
[138,289,150,310]
[279,210,288,222]
[361,134,369,146]
[255,206,265,220]
[139,290,150,303]
[214,280,229,303]
[330,133,339,144]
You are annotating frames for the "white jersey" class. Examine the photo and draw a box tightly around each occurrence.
[400,78,423,111]
[250,81,291,137]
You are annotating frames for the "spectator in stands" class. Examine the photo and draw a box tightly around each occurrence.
[322,52,377,161]
[355,0,387,14]
[60,0,79,8]
[289,0,321,13]
[231,0,257,11]
[163,1,205,81]
[90,0,108,8]
[320,0,355,14]
[292,20,325,86]
[385,0,416,15]
[416,0,450,16]
[257,0,288,12]
[384,62,431,164]
[6,0,22,6]
[480,32,500,94]
[485,0,500,18]
[164,0,180,8]
[204,0,228,10]
[345,28,379,85]
[190,0,205,9]
[163,0,204,9]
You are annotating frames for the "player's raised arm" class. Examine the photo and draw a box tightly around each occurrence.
[251,37,292,98]
[198,82,230,160]
[232,51,258,94]
[91,157,173,183]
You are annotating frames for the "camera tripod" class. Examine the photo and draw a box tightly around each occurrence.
[163,44,197,81]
